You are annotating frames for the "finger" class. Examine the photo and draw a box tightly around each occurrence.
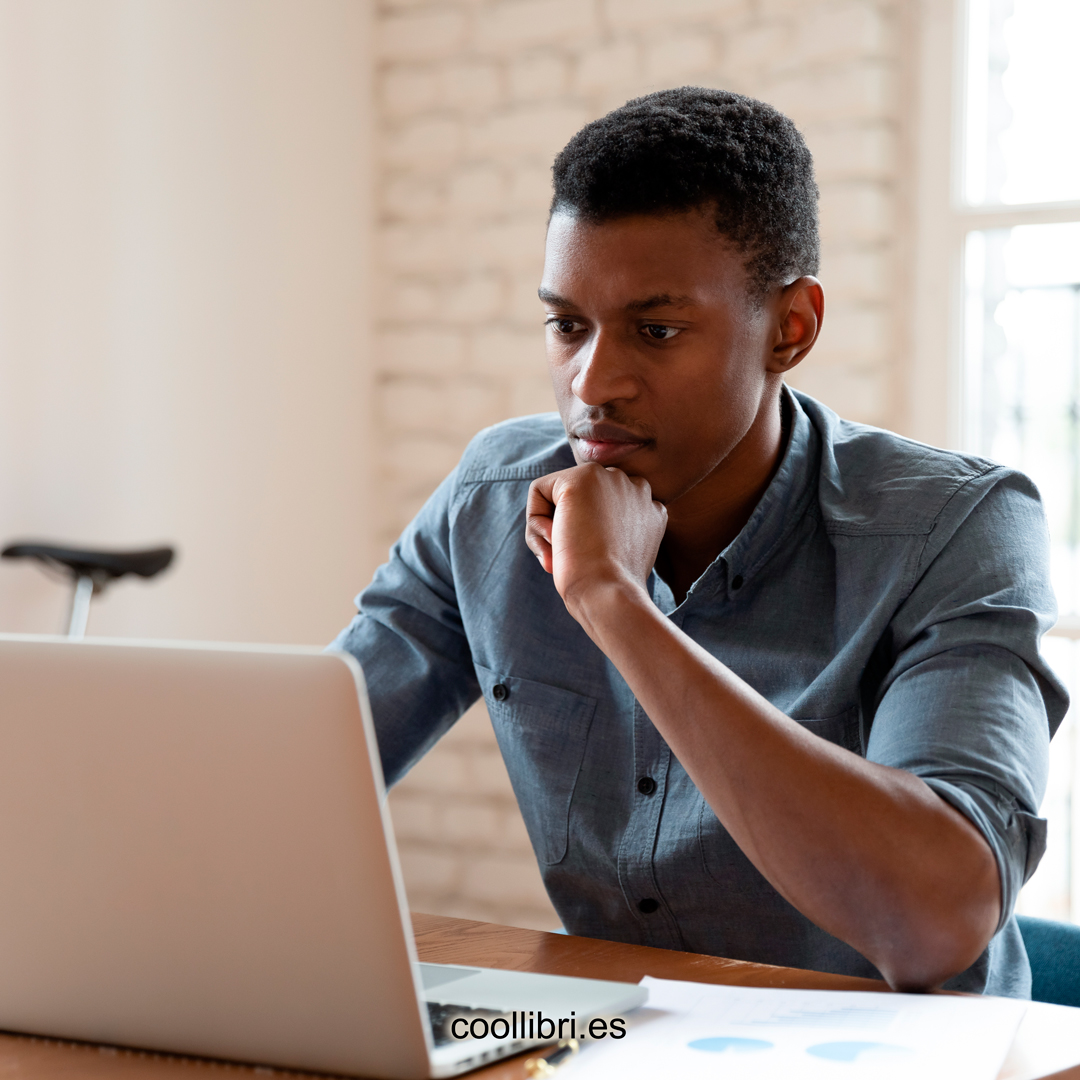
[525,476,559,574]
[526,513,553,550]
[526,473,558,516]
[533,514,553,543]
[524,515,554,574]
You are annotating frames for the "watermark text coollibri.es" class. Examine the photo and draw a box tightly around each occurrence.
[447,1010,626,1042]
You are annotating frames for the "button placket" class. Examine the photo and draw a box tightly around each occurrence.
[615,699,681,948]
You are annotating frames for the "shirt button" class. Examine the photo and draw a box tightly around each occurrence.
[638,898,660,914]
[731,574,744,590]
[636,776,657,795]
[492,683,510,702]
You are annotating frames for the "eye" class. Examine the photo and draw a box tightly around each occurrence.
[546,317,584,335]
[642,324,682,341]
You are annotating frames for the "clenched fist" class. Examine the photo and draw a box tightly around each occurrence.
[525,463,668,616]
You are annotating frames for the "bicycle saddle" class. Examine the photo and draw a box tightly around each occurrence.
[1,542,175,581]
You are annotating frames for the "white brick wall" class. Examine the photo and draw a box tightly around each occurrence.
[375,0,907,929]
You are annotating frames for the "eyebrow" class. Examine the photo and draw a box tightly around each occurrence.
[537,288,574,307]
[624,293,696,312]
[537,288,697,312]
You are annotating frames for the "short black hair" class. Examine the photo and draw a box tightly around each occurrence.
[551,87,819,297]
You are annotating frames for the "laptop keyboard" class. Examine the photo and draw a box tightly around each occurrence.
[426,1002,512,1048]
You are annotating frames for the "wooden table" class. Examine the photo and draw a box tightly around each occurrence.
[0,914,1075,1079]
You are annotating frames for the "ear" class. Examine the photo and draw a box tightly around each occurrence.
[766,277,824,374]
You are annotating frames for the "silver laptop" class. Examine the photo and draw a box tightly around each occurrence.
[0,635,646,1079]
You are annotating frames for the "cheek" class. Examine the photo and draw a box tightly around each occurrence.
[650,359,764,467]
[546,346,578,404]
[686,325,771,416]
[663,356,756,422]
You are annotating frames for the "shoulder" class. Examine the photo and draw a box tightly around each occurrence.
[457,413,575,484]
[794,391,1020,535]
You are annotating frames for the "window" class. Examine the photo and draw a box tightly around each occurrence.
[916,0,1080,919]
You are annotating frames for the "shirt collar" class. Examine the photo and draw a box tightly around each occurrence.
[715,386,819,599]
[649,388,820,612]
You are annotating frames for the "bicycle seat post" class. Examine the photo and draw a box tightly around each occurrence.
[68,575,95,639]
[1,542,175,639]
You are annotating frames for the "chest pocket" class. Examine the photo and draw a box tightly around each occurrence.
[794,705,863,755]
[475,664,597,866]
[698,705,862,884]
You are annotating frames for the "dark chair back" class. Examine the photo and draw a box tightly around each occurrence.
[1017,914,1080,1007]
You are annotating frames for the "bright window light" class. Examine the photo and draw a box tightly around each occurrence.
[965,223,1080,614]
[964,0,1080,205]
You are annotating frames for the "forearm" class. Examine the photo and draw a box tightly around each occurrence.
[569,579,1002,990]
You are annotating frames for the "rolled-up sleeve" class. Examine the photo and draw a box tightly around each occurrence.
[866,469,1068,928]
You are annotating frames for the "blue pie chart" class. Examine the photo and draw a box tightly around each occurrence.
[807,1041,913,1062]
[688,1037,774,1054]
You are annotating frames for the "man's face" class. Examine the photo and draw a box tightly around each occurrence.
[539,208,780,506]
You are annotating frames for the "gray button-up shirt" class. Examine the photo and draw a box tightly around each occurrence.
[333,389,1067,997]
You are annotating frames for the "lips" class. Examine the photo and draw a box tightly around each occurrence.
[570,422,651,466]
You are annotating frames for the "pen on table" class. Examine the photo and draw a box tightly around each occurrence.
[523,1038,580,1077]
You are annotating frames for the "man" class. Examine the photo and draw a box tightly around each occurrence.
[334,88,1065,996]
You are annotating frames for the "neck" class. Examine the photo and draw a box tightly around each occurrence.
[656,387,788,603]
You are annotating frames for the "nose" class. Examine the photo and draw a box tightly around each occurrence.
[570,330,639,406]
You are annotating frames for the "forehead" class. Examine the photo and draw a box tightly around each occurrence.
[540,209,751,308]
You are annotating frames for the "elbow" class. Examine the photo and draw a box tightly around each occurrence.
[873,836,1002,992]
[876,954,974,994]
[871,911,998,993]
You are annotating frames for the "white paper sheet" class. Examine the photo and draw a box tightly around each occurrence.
[560,977,1026,1080]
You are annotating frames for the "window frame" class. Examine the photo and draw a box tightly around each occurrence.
[911,0,1080,637]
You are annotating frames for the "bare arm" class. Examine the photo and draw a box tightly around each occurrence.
[525,463,1001,991]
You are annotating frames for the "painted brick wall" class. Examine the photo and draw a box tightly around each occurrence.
[376,0,909,929]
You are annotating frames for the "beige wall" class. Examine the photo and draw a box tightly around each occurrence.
[0,0,376,645]
[0,0,919,934]
[376,0,916,929]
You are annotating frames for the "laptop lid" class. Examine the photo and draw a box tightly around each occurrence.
[0,635,433,1079]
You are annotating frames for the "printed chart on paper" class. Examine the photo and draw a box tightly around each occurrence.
[560,976,1026,1080]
